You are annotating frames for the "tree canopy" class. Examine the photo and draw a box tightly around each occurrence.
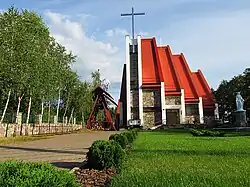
[214,68,250,120]
[0,6,103,125]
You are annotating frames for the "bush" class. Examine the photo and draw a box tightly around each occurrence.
[87,140,125,170]
[122,132,134,143]
[190,129,225,137]
[0,161,80,187]
[110,140,126,168]
[190,129,204,136]
[129,129,137,139]
[109,134,128,149]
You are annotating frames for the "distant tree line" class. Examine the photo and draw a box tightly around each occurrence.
[214,68,250,120]
[0,6,103,125]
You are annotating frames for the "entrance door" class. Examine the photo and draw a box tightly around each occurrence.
[166,109,180,125]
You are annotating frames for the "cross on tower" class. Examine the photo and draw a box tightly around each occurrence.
[121,7,145,53]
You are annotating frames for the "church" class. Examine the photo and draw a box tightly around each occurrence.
[117,35,217,128]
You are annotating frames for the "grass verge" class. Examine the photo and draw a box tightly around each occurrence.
[0,135,54,145]
[110,131,250,187]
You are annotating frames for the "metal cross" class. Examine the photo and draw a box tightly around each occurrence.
[121,7,145,53]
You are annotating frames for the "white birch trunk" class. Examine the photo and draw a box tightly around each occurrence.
[26,96,32,125]
[56,89,60,124]
[82,111,84,126]
[63,96,69,124]
[48,101,51,124]
[15,94,23,124]
[69,108,74,125]
[0,89,11,124]
[41,97,44,123]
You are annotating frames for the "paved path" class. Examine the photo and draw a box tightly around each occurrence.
[0,131,117,169]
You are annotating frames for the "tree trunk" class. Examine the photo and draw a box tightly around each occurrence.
[48,101,51,124]
[56,89,60,124]
[69,108,74,125]
[0,89,11,124]
[26,96,32,126]
[82,111,84,126]
[15,94,23,124]
[63,96,69,124]
[41,97,44,124]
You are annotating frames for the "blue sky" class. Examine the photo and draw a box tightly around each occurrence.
[1,0,250,101]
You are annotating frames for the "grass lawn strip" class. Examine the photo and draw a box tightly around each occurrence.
[110,132,250,187]
[0,135,54,145]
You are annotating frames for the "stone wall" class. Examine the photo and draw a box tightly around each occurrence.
[143,111,162,128]
[165,96,181,105]
[143,112,154,128]
[142,90,161,107]
[0,123,83,137]
[142,89,162,127]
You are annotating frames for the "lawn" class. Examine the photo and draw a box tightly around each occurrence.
[110,131,250,187]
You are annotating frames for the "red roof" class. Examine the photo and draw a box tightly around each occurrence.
[141,38,163,84]
[141,37,215,107]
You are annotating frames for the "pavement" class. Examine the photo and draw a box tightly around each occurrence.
[0,131,117,169]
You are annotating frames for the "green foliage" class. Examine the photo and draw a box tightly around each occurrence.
[0,161,80,187]
[122,132,135,143]
[214,68,250,120]
[130,128,139,138]
[190,129,225,137]
[109,134,128,149]
[86,140,125,170]
[110,131,250,187]
[0,6,104,125]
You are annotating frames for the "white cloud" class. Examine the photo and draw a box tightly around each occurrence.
[105,28,149,38]
[105,28,128,37]
[44,11,123,84]
[158,9,250,89]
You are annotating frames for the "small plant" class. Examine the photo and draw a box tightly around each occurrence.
[109,134,128,149]
[87,140,125,170]
[0,161,80,187]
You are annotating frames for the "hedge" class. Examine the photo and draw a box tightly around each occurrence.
[190,129,225,137]
[109,134,128,149]
[87,129,140,170]
[0,161,80,187]
[86,140,125,170]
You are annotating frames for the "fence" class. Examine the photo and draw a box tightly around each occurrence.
[0,123,83,137]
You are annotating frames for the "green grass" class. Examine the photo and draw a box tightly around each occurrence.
[110,131,250,187]
[0,135,53,145]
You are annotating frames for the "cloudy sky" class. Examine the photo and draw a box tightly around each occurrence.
[1,0,250,101]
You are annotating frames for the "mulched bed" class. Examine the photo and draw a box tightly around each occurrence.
[73,167,116,187]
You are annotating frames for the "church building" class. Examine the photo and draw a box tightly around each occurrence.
[117,35,217,128]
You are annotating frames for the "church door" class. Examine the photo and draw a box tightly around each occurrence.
[166,109,180,125]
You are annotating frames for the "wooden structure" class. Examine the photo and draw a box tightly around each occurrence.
[87,86,118,131]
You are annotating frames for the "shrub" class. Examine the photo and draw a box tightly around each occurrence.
[122,132,135,143]
[110,140,126,168]
[109,134,128,149]
[129,129,137,139]
[0,161,80,187]
[87,140,125,170]
[190,129,225,137]
[190,129,204,136]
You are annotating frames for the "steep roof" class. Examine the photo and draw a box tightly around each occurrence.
[141,37,215,106]
[141,38,163,84]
